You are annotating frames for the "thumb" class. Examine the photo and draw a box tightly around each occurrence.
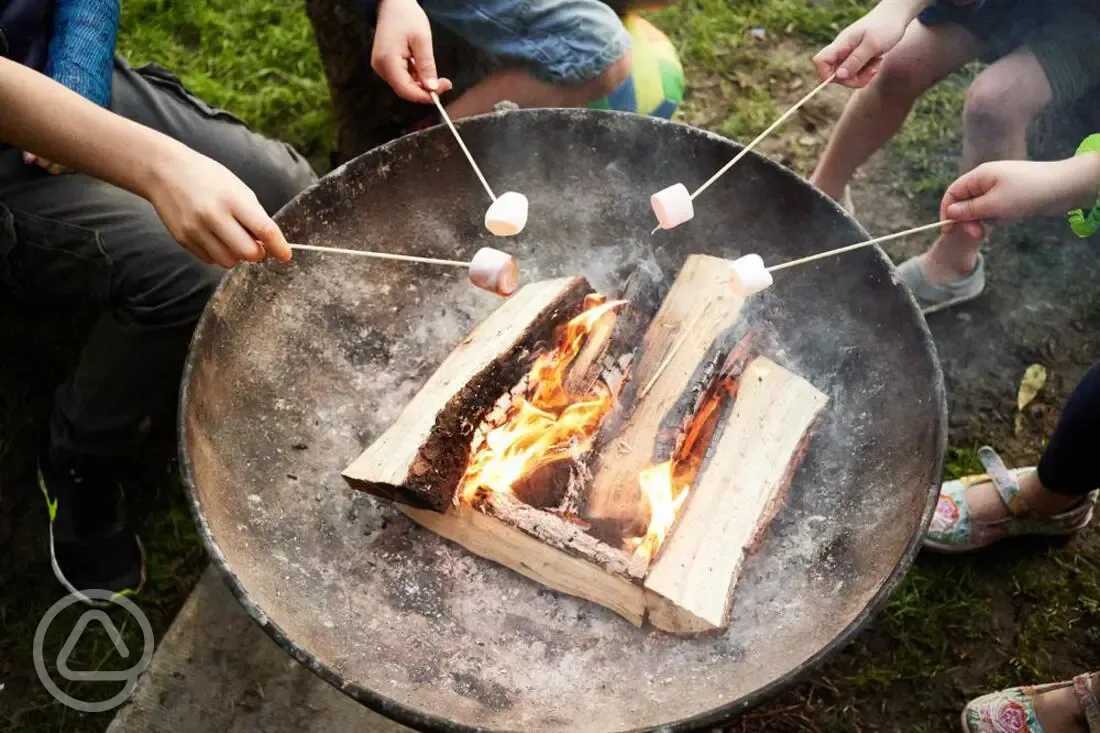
[945,194,998,223]
[410,33,439,92]
[837,38,874,82]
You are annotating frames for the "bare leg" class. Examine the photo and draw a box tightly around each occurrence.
[810,21,985,200]
[920,48,1054,282]
[1032,675,1094,733]
[445,53,631,119]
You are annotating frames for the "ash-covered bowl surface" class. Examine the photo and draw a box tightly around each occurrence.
[180,109,945,733]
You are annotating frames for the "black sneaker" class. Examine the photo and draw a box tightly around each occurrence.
[38,445,145,605]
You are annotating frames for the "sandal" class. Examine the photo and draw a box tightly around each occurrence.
[924,446,1096,553]
[896,253,985,315]
[962,672,1100,732]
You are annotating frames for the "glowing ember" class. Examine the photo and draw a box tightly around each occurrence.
[458,299,624,503]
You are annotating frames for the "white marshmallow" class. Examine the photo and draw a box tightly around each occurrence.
[469,247,520,296]
[729,254,773,298]
[484,191,528,237]
[650,183,694,230]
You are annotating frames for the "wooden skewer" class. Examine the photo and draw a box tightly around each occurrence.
[431,91,497,203]
[691,73,836,200]
[649,73,838,235]
[766,220,946,272]
[289,243,469,268]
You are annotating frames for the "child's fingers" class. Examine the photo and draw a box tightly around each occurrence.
[379,54,431,103]
[235,197,291,262]
[850,57,881,88]
[836,37,875,83]
[193,229,238,269]
[963,221,986,239]
[813,41,847,80]
[409,37,439,92]
[210,213,264,264]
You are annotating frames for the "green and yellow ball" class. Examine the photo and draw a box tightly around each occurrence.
[588,15,685,120]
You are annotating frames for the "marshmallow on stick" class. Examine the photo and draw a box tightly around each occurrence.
[431,93,528,238]
[484,192,529,237]
[725,220,949,299]
[728,255,773,298]
[287,244,520,297]
[650,73,837,232]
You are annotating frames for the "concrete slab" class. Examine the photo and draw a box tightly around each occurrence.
[108,566,412,733]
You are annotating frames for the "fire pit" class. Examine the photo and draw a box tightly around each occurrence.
[181,109,946,732]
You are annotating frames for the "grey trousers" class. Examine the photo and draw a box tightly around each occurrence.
[0,58,317,461]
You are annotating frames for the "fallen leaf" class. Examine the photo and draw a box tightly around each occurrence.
[1016,364,1047,411]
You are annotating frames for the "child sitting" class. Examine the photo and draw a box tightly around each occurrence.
[359,0,635,119]
[925,135,1100,733]
[810,0,1100,313]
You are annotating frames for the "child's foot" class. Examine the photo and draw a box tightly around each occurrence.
[963,672,1099,732]
[925,446,1096,553]
[896,252,985,314]
[39,442,145,605]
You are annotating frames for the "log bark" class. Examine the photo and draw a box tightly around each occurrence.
[343,277,593,510]
[582,254,747,537]
[643,356,828,634]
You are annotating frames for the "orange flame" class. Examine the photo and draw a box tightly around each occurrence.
[630,461,690,560]
[458,300,624,502]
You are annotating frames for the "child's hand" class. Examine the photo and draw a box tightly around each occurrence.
[372,0,453,103]
[23,151,70,175]
[814,2,916,87]
[941,157,1100,238]
[142,147,291,268]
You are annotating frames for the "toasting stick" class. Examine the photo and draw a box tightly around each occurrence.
[429,92,529,237]
[288,244,520,297]
[650,73,838,233]
[728,221,948,298]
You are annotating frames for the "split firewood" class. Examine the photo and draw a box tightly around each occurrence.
[563,264,667,400]
[643,356,828,634]
[399,491,646,626]
[343,277,593,510]
[583,254,747,538]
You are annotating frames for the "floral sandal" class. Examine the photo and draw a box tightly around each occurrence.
[963,672,1100,732]
[925,446,1096,553]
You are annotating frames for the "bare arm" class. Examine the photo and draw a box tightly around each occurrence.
[0,57,291,266]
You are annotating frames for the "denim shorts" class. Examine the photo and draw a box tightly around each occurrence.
[363,0,631,85]
[919,0,1100,106]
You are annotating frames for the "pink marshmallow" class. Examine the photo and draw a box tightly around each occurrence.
[469,247,520,296]
[729,254,773,298]
[650,183,694,230]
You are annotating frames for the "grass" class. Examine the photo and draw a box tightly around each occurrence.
[117,0,334,168]
[3,0,1100,731]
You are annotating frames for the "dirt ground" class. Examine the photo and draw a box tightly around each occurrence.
[2,28,1100,733]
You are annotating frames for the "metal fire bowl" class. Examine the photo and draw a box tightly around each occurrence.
[180,110,946,732]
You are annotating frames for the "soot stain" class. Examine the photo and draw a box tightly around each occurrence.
[321,303,391,366]
[450,673,515,711]
[407,661,440,685]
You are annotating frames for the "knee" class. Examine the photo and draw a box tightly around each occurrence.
[963,72,1040,137]
[247,143,318,215]
[873,53,933,101]
[584,50,632,100]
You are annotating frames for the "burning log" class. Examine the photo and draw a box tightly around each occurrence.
[343,277,593,510]
[401,492,646,625]
[582,254,747,538]
[342,257,828,634]
[643,357,828,633]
